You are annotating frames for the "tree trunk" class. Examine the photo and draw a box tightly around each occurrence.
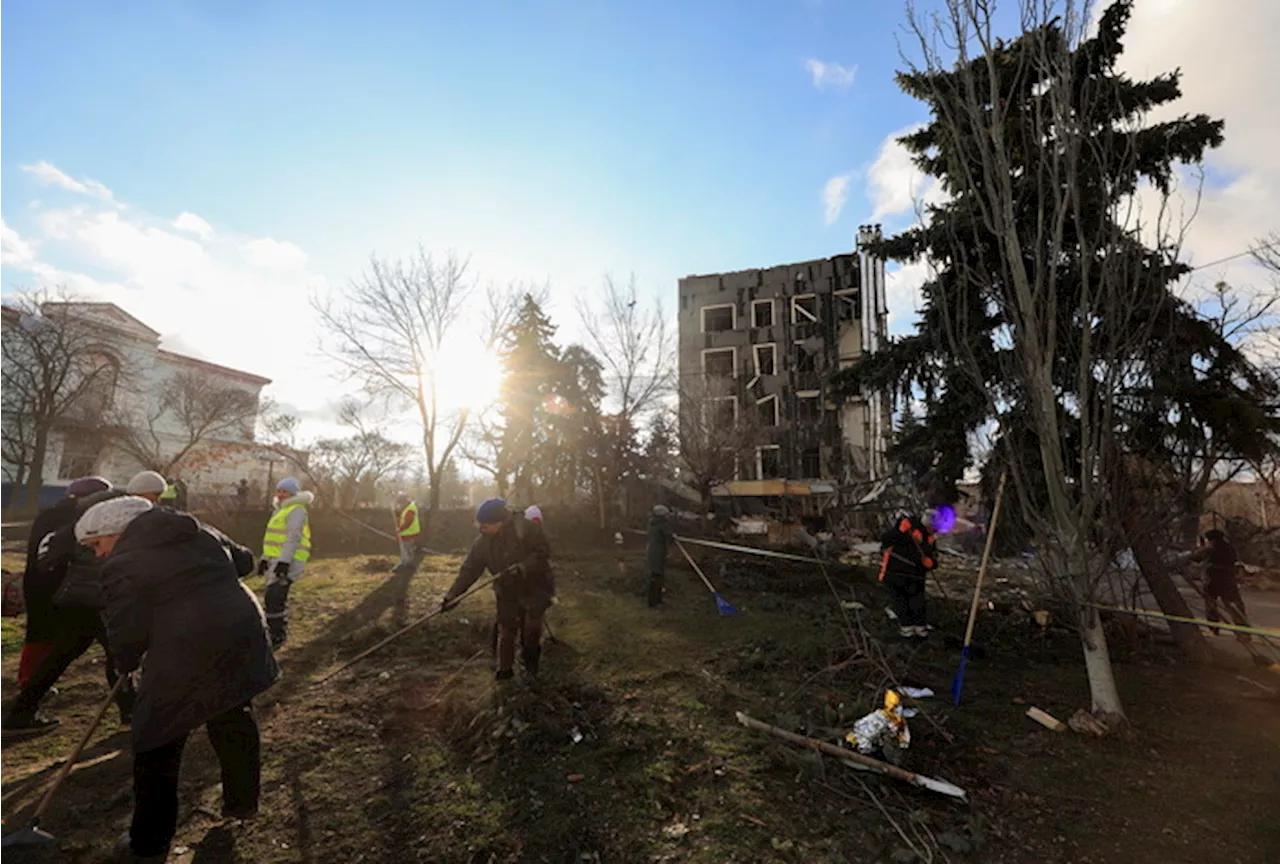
[1122,511,1212,663]
[24,426,50,508]
[1078,602,1125,720]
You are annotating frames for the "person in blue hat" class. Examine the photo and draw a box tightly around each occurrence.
[440,498,553,680]
[255,477,313,647]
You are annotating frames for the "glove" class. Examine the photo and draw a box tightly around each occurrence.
[256,558,269,576]
[273,561,291,579]
[440,595,459,613]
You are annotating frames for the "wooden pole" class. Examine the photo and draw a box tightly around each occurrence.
[961,472,1008,649]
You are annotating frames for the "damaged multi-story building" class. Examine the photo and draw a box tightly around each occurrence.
[676,225,891,516]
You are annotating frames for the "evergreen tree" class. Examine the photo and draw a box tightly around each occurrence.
[496,295,561,502]
[831,1,1277,716]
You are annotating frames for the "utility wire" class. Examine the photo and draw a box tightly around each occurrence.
[1188,245,1271,272]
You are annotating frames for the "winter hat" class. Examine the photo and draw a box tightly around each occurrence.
[126,470,167,496]
[524,505,543,524]
[475,498,508,525]
[652,505,671,517]
[75,496,153,542]
[67,476,111,499]
[276,477,300,496]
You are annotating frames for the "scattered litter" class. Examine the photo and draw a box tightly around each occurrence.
[902,708,920,719]
[840,600,866,610]
[569,727,584,744]
[1067,709,1110,737]
[845,690,911,754]
[740,814,767,827]
[457,617,470,625]
[663,821,690,839]
[1033,610,1051,629]
[173,846,190,855]
[377,671,390,681]
[899,687,934,699]
[567,773,586,783]
[1025,706,1067,732]
[885,607,899,621]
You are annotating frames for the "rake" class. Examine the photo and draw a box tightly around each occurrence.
[675,539,741,616]
[951,471,1007,706]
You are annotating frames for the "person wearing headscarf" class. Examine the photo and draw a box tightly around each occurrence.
[76,495,279,862]
[441,499,552,680]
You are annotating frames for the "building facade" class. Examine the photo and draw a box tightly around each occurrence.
[676,225,890,489]
[2,301,278,505]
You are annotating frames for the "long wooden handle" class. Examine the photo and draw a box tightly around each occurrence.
[675,539,718,595]
[734,711,922,786]
[962,471,1007,648]
[32,676,127,822]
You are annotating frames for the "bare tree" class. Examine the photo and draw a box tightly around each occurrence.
[315,248,519,516]
[895,0,1229,719]
[576,275,675,526]
[1,290,125,505]
[108,369,263,476]
[677,377,764,517]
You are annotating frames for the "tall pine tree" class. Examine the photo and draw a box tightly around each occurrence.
[496,295,561,503]
[832,1,1276,717]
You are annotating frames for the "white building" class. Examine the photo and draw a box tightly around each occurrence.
[2,301,282,502]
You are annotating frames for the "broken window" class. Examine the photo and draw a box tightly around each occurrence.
[706,397,737,427]
[796,393,821,425]
[57,431,104,479]
[702,348,736,379]
[795,343,817,374]
[758,446,782,480]
[753,343,776,377]
[756,394,779,427]
[801,447,822,479]
[752,299,775,328]
[791,294,818,323]
[701,304,735,332]
[835,289,860,323]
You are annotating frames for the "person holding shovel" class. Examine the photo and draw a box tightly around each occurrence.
[75,495,278,863]
[879,513,938,639]
[441,499,552,680]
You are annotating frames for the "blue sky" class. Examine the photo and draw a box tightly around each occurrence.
[3,0,1274,436]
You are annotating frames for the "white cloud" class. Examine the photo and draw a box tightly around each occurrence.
[884,258,931,336]
[241,237,308,272]
[2,161,338,427]
[865,124,943,223]
[1,220,38,267]
[806,58,857,91]
[21,160,115,202]
[822,172,854,225]
[173,211,214,239]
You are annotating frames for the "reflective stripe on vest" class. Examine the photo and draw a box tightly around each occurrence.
[262,503,312,563]
[398,502,421,539]
[160,484,178,501]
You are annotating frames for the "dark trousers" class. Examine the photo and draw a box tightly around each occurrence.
[130,703,261,857]
[9,607,134,719]
[264,582,292,645]
[647,570,665,607]
[886,573,927,627]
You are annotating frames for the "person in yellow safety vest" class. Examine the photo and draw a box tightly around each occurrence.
[159,479,179,509]
[393,493,424,576]
[255,477,313,647]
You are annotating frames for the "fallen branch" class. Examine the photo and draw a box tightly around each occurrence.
[734,711,967,800]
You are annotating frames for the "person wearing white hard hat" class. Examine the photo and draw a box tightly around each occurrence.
[126,470,168,504]
[255,477,313,647]
[76,495,278,862]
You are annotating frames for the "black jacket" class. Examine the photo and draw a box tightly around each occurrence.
[447,516,552,601]
[24,498,78,581]
[32,489,130,607]
[102,509,279,752]
[646,514,674,573]
[880,515,938,582]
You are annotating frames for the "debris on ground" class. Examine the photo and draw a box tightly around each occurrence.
[1025,706,1067,732]
[1068,709,1111,737]
[845,690,911,754]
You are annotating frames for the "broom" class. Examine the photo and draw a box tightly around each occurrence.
[675,539,740,615]
[951,471,1007,706]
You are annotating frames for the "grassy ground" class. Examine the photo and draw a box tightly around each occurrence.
[2,544,1279,863]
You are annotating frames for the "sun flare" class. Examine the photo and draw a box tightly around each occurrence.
[435,343,504,413]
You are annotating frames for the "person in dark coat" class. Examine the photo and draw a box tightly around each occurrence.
[76,496,280,862]
[879,513,938,639]
[15,476,109,695]
[646,505,674,608]
[3,482,136,734]
[1190,529,1251,637]
[441,498,552,680]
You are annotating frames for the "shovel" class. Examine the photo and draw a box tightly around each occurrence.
[3,677,126,850]
[951,471,1007,706]
[675,539,740,616]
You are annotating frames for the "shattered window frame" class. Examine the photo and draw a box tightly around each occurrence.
[701,346,738,379]
[700,303,736,333]
[751,298,775,328]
